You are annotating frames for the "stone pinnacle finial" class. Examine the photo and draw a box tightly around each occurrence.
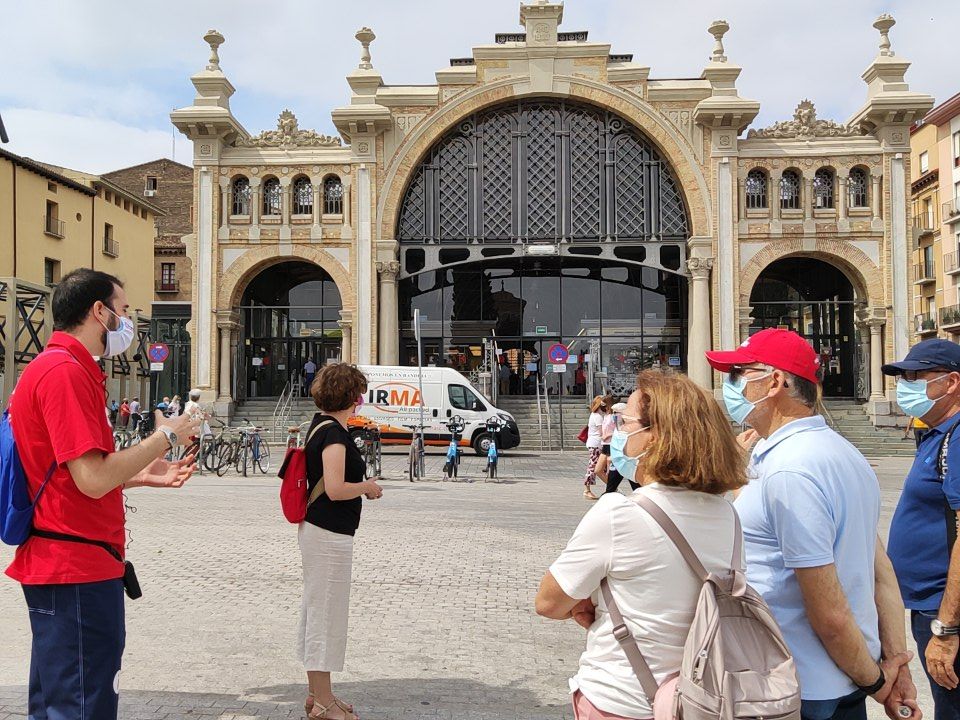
[708,19,729,63]
[355,27,376,70]
[203,29,225,71]
[873,14,896,57]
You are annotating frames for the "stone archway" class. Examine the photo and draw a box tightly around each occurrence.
[377,75,712,246]
[219,244,356,312]
[739,239,883,309]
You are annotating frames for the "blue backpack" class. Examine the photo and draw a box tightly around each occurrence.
[0,409,56,545]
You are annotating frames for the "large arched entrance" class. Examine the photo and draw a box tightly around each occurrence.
[749,257,859,398]
[239,261,343,398]
[396,97,690,395]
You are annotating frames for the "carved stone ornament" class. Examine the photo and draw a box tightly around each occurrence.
[237,110,342,148]
[686,257,714,278]
[376,260,401,278]
[747,100,866,139]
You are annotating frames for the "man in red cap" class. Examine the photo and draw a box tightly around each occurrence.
[706,328,918,720]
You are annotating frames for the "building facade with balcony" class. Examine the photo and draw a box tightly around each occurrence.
[173,3,932,426]
[0,147,160,405]
[103,159,194,399]
[912,93,960,341]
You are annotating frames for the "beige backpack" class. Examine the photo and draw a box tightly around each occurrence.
[600,494,801,720]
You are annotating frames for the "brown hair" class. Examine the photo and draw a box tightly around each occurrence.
[311,363,368,412]
[589,395,606,413]
[634,370,746,495]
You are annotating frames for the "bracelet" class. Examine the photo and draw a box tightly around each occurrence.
[856,663,885,695]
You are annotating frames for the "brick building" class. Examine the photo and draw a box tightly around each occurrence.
[103,158,194,398]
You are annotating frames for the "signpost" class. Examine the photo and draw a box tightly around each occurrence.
[147,343,169,364]
[547,343,569,364]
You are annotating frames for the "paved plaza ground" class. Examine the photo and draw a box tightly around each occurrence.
[0,450,932,719]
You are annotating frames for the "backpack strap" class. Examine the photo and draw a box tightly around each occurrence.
[936,415,960,551]
[304,420,336,507]
[600,578,661,701]
[32,461,58,505]
[633,493,709,582]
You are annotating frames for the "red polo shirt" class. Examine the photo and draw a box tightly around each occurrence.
[5,332,124,585]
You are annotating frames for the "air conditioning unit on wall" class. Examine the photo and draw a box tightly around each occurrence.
[144,190,156,197]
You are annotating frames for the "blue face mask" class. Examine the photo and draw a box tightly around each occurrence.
[896,375,948,419]
[722,373,772,425]
[610,425,648,483]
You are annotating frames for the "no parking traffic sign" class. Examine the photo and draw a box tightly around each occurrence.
[547,343,569,364]
[148,343,169,364]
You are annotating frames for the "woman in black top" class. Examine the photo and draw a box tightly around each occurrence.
[298,363,382,720]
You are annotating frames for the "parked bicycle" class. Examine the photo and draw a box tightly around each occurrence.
[179,417,227,474]
[442,415,465,481]
[483,415,507,482]
[215,420,271,477]
[403,422,427,482]
[356,425,382,479]
[113,414,151,450]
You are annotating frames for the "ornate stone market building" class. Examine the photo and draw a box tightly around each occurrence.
[172,1,932,424]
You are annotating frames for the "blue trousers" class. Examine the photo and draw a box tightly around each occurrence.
[22,579,125,720]
[801,690,866,720]
[912,610,960,720]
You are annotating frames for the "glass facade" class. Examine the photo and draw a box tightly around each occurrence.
[399,258,686,396]
[240,261,342,397]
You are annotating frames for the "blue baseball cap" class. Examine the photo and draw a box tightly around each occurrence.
[881,339,960,376]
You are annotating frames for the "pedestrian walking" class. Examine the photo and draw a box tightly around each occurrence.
[108,398,119,425]
[169,394,181,417]
[499,362,511,396]
[298,363,382,720]
[303,357,318,395]
[128,396,141,430]
[883,338,960,717]
[183,388,211,438]
[583,395,608,500]
[535,370,749,719]
[5,268,199,720]
[706,328,918,720]
[597,402,639,495]
[119,398,130,428]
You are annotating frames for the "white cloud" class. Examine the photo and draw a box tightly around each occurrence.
[0,0,957,171]
[2,109,192,174]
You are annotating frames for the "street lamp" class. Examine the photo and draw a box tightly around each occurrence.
[0,112,8,143]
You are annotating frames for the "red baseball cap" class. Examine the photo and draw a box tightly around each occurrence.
[705,328,822,384]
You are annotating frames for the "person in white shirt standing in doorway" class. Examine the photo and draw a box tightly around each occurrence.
[706,328,917,720]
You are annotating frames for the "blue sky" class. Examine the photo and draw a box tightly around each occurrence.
[0,0,956,173]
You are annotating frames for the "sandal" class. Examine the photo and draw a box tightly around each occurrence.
[306,695,354,716]
[309,700,359,720]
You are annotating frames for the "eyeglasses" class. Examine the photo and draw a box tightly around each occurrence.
[900,370,952,383]
[614,413,646,431]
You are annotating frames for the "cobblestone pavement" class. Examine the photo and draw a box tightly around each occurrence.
[0,450,930,719]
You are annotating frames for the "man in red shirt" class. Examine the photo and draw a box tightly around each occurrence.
[6,268,200,720]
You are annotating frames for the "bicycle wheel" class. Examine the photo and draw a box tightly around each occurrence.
[216,440,235,477]
[202,439,220,472]
[236,442,252,475]
[416,439,425,480]
[256,438,271,474]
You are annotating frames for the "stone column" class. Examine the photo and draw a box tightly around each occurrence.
[686,257,714,389]
[311,180,322,240]
[868,319,885,401]
[340,175,353,240]
[871,175,882,218]
[279,176,292,243]
[215,310,240,415]
[804,175,814,221]
[376,260,400,365]
[219,177,231,240]
[339,309,353,364]
[249,177,261,242]
[771,173,781,221]
[738,306,753,343]
[839,176,848,220]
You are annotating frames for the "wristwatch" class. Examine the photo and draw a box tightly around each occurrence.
[155,426,177,450]
[931,618,960,636]
[856,663,885,695]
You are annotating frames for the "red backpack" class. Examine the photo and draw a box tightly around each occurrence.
[278,420,333,523]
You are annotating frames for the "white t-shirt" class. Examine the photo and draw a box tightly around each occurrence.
[586,411,604,448]
[549,484,741,718]
[183,400,210,437]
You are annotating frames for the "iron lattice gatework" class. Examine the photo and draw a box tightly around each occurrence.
[397,99,690,245]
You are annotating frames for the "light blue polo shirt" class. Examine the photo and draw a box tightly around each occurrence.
[734,415,881,701]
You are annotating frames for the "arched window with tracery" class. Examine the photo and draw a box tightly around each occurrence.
[848,167,869,208]
[292,176,313,215]
[262,177,281,216]
[780,170,801,210]
[323,176,343,215]
[746,168,768,210]
[231,176,250,215]
[814,168,835,209]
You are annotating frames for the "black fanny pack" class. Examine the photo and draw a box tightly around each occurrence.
[31,529,142,600]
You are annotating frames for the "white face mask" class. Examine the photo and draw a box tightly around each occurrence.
[97,305,135,358]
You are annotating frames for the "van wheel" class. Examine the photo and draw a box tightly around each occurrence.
[473,433,492,456]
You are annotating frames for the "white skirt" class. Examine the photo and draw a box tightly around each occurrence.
[297,522,354,672]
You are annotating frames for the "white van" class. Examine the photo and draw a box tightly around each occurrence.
[347,365,520,455]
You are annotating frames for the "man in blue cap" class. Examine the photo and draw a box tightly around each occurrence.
[884,338,960,716]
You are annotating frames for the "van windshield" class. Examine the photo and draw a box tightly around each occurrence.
[449,384,486,412]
